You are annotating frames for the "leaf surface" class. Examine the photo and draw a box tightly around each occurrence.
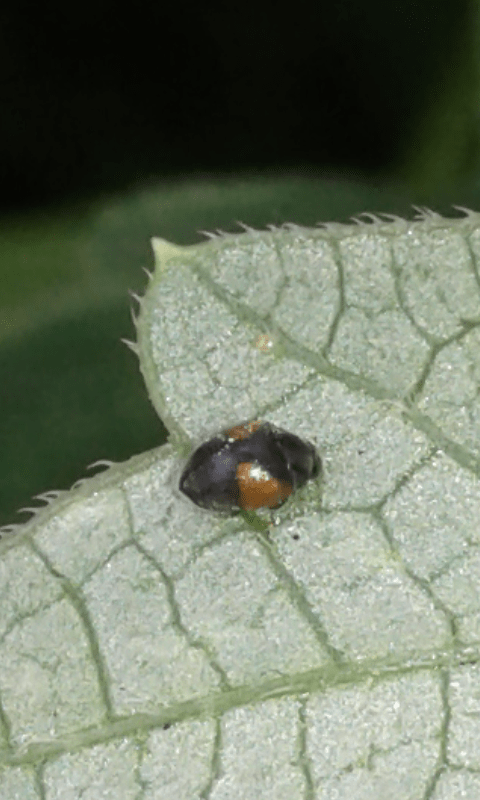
[2,210,480,799]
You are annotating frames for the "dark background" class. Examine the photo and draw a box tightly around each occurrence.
[1,0,477,210]
[1,0,479,528]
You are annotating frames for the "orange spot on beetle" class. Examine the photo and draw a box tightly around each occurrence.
[225,420,262,441]
[236,461,292,510]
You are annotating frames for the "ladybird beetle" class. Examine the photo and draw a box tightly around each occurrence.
[179,420,320,512]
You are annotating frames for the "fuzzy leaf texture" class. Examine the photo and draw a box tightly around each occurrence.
[2,209,480,799]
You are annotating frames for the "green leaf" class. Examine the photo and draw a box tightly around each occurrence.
[2,209,480,798]
[0,176,417,529]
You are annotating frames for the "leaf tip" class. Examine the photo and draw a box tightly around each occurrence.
[150,238,186,271]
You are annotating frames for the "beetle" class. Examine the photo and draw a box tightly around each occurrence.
[179,420,320,511]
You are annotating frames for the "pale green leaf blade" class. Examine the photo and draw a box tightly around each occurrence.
[2,210,480,799]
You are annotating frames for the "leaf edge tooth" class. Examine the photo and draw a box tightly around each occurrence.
[86,459,117,471]
[121,337,139,355]
[452,205,477,218]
